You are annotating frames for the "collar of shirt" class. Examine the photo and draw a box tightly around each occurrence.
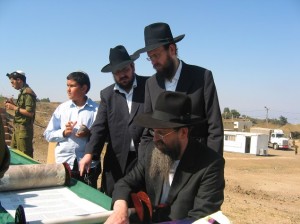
[165,60,182,91]
[19,84,28,92]
[70,97,93,110]
[114,77,137,113]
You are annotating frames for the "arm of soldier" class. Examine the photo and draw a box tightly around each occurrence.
[22,93,36,118]
[5,101,33,117]
[18,107,34,117]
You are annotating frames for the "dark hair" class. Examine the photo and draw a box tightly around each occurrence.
[173,126,191,137]
[7,72,26,83]
[67,71,91,93]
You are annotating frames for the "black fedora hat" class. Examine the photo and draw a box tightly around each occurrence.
[135,22,185,54]
[101,45,139,73]
[134,91,205,129]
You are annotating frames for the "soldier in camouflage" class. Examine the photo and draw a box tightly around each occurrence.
[5,70,37,157]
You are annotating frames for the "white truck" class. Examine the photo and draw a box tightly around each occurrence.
[250,127,289,150]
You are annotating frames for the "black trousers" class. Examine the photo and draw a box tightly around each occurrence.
[72,158,101,189]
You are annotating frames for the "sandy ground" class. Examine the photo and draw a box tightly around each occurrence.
[222,147,300,224]
[32,133,300,224]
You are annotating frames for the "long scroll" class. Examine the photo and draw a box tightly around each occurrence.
[0,163,70,191]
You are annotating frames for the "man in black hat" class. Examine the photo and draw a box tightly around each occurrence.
[5,70,36,157]
[79,45,149,196]
[136,22,224,157]
[105,91,225,223]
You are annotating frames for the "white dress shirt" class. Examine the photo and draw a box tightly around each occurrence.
[114,77,137,151]
[44,98,99,169]
[165,60,182,91]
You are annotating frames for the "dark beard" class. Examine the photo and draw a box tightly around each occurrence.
[154,139,181,161]
[149,147,174,180]
[155,55,176,80]
[115,75,135,91]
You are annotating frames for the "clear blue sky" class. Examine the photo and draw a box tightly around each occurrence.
[1,0,299,124]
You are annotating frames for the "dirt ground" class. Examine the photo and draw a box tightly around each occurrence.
[222,147,300,224]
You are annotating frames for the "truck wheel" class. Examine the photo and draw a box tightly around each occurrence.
[274,143,279,150]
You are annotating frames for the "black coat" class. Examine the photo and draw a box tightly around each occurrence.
[112,139,225,222]
[85,75,148,195]
[140,61,224,156]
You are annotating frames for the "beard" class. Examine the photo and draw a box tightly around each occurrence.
[154,54,176,80]
[114,74,135,91]
[149,141,181,180]
[149,147,173,180]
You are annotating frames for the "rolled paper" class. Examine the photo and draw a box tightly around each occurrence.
[0,163,70,192]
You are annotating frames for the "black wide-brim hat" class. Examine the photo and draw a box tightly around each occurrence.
[101,45,139,73]
[135,22,185,54]
[134,91,206,129]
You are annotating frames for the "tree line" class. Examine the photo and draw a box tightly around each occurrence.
[222,107,288,126]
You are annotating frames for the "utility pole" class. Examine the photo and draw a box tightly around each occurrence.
[264,106,269,127]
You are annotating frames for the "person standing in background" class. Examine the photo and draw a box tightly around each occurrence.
[79,45,148,196]
[44,71,100,188]
[135,22,224,157]
[5,70,36,158]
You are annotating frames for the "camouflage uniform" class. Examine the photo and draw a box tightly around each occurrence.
[11,84,37,157]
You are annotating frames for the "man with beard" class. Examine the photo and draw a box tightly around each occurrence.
[79,45,149,196]
[135,22,224,157]
[105,91,225,224]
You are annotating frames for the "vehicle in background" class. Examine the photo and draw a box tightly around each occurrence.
[250,127,289,150]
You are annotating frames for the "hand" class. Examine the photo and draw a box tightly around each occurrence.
[104,200,129,224]
[5,98,15,105]
[5,102,17,111]
[75,124,90,138]
[79,153,92,176]
[63,121,77,137]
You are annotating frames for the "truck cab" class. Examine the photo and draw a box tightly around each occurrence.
[269,129,289,150]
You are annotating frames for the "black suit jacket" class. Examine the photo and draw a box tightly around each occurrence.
[112,139,225,222]
[141,61,224,156]
[85,75,148,195]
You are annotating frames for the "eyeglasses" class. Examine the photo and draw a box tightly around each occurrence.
[146,49,165,61]
[149,129,177,140]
